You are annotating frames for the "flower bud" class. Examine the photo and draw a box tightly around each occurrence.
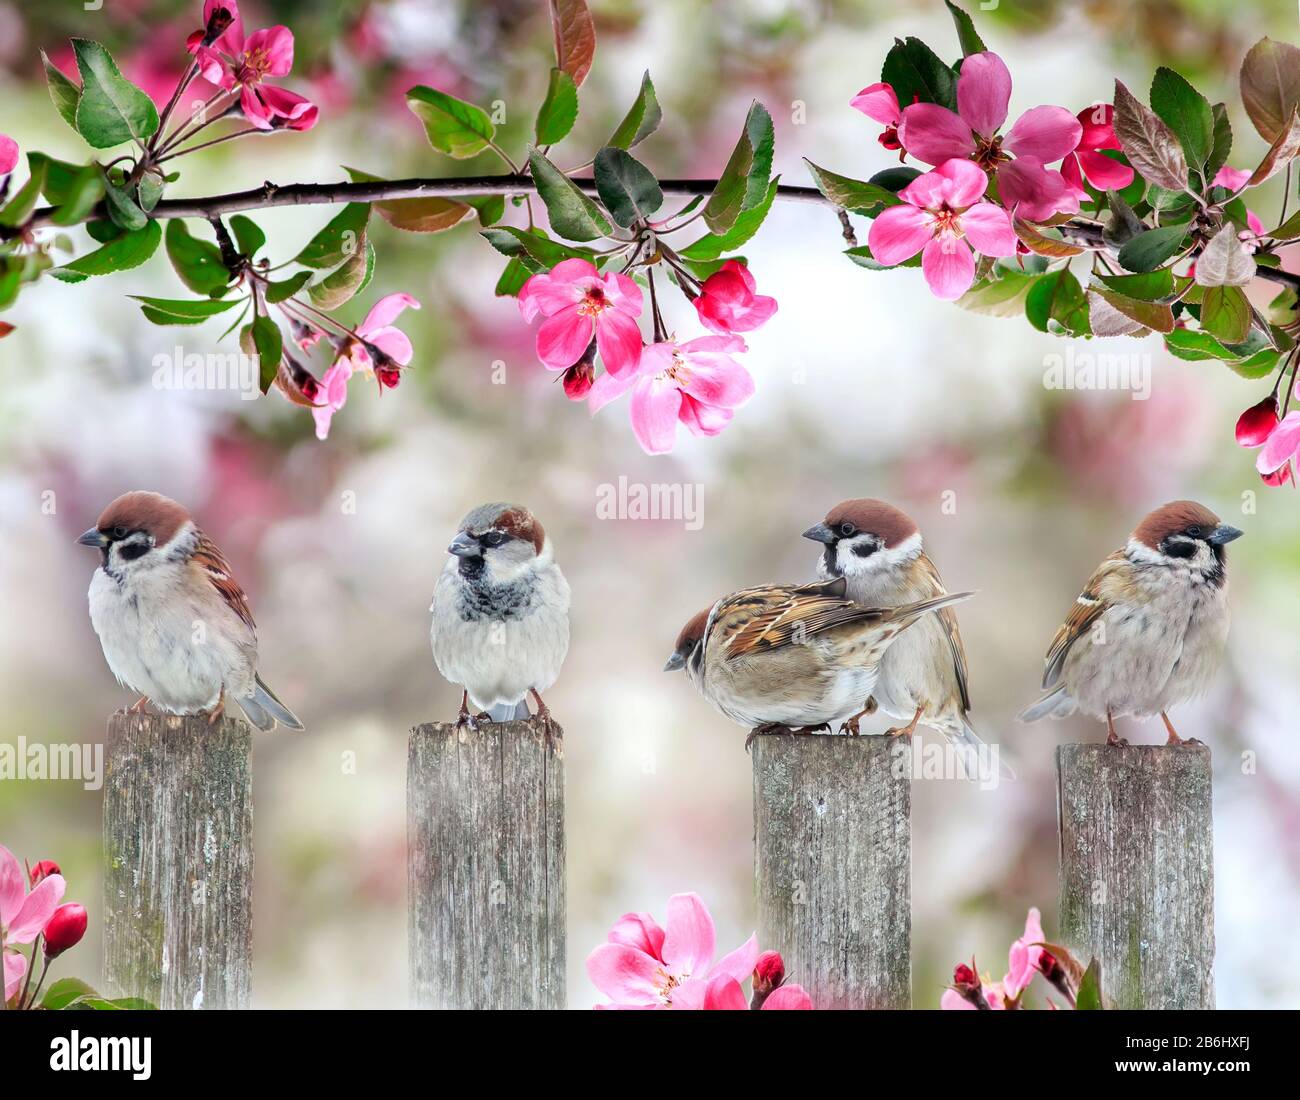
[28,860,60,887]
[1236,397,1279,447]
[377,366,402,389]
[951,959,990,1009]
[1262,461,1293,487]
[43,904,87,958]
[562,360,594,400]
[753,951,785,994]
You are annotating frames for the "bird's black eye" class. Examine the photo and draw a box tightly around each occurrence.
[1186,525,1203,539]
[839,522,855,537]
[112,526,128,540]
[481,531,508,548]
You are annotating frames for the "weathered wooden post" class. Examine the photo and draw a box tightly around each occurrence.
[753,735,911,1009]
[408,718,565,1009]
[1057,743,1214,1009]
[102,711,253,1010]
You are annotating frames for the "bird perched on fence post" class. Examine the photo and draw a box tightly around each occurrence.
[802,499,1000,772]
[1019,500,1241,746]
[78,490,303,731]
[430,502,569,746]
[665,578,973,751]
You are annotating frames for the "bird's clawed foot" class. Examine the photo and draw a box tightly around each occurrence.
[1160,711,1197,747]
[840,697,877,737]
[1104,710,1128,747]
[744,722,794,752]
[128,695,152,715]
[884,704,924,739]
[206,695,225,726]
[530,689,563,753]
[454,691,479,733]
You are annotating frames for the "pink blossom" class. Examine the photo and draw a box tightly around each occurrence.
[4,950,25,1005]
[1236,397,1279,448]
[585,892,759,1009]
[701,973,813,1010]
[312,293,420,440]
[693,260,778,334]
[1258,411,1300,477]
[0,844,66,947]
[1060,104,1134,200]
[867,158,1018,299]
[897,52,1081,221]
[851,82,904,152]
[1214,165,1252,193]
[587,334,755,454]
[192,3,318,132]
[519,259,643,378]
[1003,907,1047,1001]
[0,134,18,176]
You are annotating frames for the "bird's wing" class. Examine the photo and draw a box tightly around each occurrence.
[1041,550,1125,689]
[720,580,882,659]
[191,529,257,634]
[920,553,972,713]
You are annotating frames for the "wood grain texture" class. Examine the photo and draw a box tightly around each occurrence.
[102,711,253,1010]
[408,719,565,1009]
[1057,742,1214,1009]
[753,734,910,1009]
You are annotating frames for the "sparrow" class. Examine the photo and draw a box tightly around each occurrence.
[665,578,973,750]
[1019,500,1241,745]
[429,502,570,740]
[78,491,303,731]
[803,499,995,761]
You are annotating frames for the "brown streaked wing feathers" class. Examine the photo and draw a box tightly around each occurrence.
[191,530,256,633]
[1041,551,1124,689]
[723,578,883,659]
[916,552,971,713]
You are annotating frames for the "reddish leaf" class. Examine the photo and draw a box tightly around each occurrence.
[0,321,14,339]
[549,0,596,87]
[1240,37,1300,143]
[1248,109,1300,187]
[1113,79,1188,192]
[1013,216,1086,257]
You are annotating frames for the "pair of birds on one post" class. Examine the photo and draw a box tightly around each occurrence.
[79,492,1240,757]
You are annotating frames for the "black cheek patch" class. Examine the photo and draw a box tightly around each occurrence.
[458,554,486,578]
[1162,539,1196,559]
[852,541,879,558]
[118,543,149,562]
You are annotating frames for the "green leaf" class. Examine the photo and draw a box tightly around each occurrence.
[678,177,778,261]
[345,167,473,234]
[1097,267,1176,301]
[1112,79,1188,192]
[406,85,496,159]
[480,225,598,271]
[881,37,957,111]
[132,294,243,325]
[51,220,160,281]
[1206,103,1232,186]
[535,67,579,146]
[945,1,987,56]
[230,215,265,259]
[870,166,922,193]
[803,159,901,215]
[1201,284,1251,343]
[1026,269,1091,335]
[1224,347,1283,379]
[1164,327,1239,361]
[593,146,663,228]
[264,270,312,303]
[101,175,147,232]
[0,160,48,228]
[164,219,229,295]
[1090,284,1175,332]
[71,38,159,149]
[42,978,98,1011]
[136,169,165,213]
[1117,223,1189,272]
[844,244,921,270]
[608,71,662,149]
[242,315,283,393]
[956,270,1042,316]
[307,241,373,310]
[1150,67,1214,173]
[494,256,530,297]
[529,148,613,241]
[42,51,81,130]
[1195,224,1256,287]
[1240,38,1300,143]
[1075,959,1104,1010]
[469,194,506,227]
[38,157,104,226]
[293,203,371,269]
[702,101,774,234]
[1267,207,1300,241]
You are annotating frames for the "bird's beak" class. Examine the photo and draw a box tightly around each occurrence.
[663,651,686,673]
[77,527,109,549]
[1207,524,1243,546]
[447,531,479,557]
[802,522,836,545]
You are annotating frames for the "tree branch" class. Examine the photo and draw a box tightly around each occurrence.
[12,172,1300,290]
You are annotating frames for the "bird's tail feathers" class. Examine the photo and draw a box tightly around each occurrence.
[486,699,531,723]
[241,675,305,731]
[890,590,976,626]
[1018,686,1074,724]
[950,717,1016,782]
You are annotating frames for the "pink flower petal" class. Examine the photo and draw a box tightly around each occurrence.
[659,892,716,979]
[1258,411,1300,474]
[630,377,684,453]
[1060,154,1088,201]
[587,365,639,414]
[602,270,644,315]
[536,305,593,371]
[585,942,664,1006]
[678,396,734,438]
[898,103,976,166]
[244,26,295,77]
[763,984,813,1010]
[921,234,975,300]
[240,85,274,130]
[1077,103,1120,149]
[1004,105,1083,164]
[850,82,901,125]
[0,134,18,176]
[607,913,666,960]
[998,157,1079,222]
[941,988,977,1010]
[867,204,933,266]
[365,327,414,365]
[257,84,316,124]
[5,873,65,944]
[1214,165,1252,193]
[960,201,1019,257]
[360,292,420,336]
[907,157,990,209]
[1075,149,1133,191]
[956,52,1012,137]
[0,844,23,925]
[4,950,27,1004]
[700,974,749,1010]
[595,309,643,378]
[708,933,760,984]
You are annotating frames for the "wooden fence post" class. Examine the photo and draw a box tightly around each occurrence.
[408,718,565,1009]
[102,711,253,1010]
[753,734,911,1009]
[1056,742,1214,1009]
